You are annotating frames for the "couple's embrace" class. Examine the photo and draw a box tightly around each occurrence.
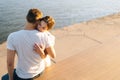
[2,8,56,80]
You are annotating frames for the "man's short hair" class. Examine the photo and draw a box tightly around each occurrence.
[26,9,43,24]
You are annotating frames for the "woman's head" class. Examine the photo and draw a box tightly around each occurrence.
[37,16,55,32]
[26,8,43,24]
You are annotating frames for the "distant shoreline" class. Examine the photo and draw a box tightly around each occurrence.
[0,12,120,45]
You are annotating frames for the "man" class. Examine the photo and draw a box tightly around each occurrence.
[2,8,56,80]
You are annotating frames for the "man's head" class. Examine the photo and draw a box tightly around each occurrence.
[26,9,43,24]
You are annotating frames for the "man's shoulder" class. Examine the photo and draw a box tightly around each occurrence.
[45,31,55,38]
[8,30,23,37]
[42,31,51,36]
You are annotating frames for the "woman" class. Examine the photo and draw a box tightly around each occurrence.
[34,16,56,67]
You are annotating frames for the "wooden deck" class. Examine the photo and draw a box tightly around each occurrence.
[35,35,120,80]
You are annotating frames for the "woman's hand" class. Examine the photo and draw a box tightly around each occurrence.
[34,43,43,53]
[33,43,46,59]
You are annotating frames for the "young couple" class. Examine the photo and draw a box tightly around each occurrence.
[2,8,56,80]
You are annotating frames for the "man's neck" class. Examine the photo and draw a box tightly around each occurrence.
[24,22,36,30]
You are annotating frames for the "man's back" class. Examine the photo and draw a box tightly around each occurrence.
[7,30,46,78]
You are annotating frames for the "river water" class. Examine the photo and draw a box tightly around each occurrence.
[1,0,120,43]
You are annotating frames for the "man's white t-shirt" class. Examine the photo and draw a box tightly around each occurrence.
[7,30,54,78]
[45,31,55,46]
